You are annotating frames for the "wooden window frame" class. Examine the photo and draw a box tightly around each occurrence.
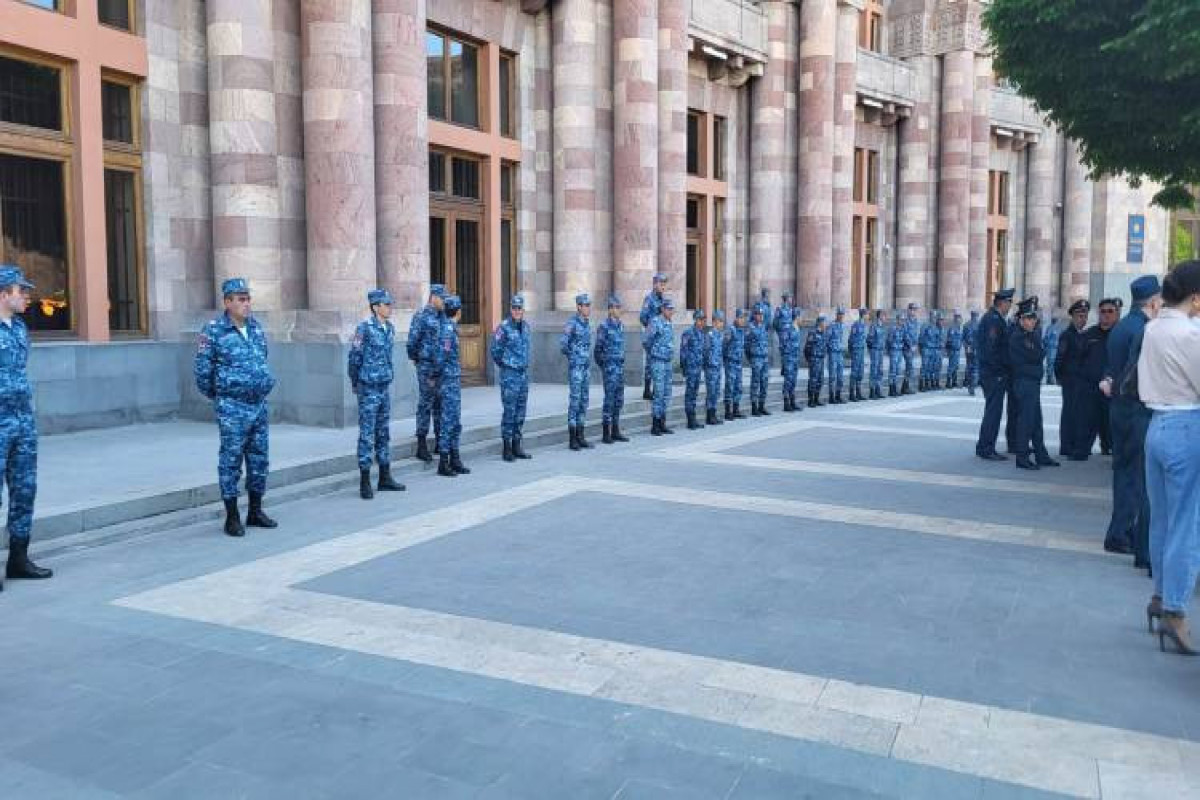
[684,109,729,313]
[498,50,516,140]
[97,0,136,33]
[986,169,1011,301]
[100,69,144,335]
[851,147,880,308]
[427,27,483,131]
[858,0,884,52]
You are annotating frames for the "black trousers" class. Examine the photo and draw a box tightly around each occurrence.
[1013,378,1049,460]
[1059,377,1079,456]
[976,373,1007,455]
[1105,399,1151,562]
[1005,383,1019,452]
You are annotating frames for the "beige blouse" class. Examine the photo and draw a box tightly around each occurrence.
[1138,308,1200,409]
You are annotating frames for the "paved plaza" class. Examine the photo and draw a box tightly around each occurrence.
[2,389,1196,799]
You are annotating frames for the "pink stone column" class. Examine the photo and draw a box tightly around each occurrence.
[936,49,974,311]
[1024,127,1058,306]
[749,1,799,300]
[1063,141,1094,303]
[372,0,428,310]
[967,54,992,306]
[301,0,378,316]
[896,55,937,309]
[613,0,658,301]
[206,0,282,309]
[830,0,859,309]
[657,0,687,295]
[797,0,836,309]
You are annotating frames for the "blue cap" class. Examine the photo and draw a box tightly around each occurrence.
[782,290,793,300]
[662,298,675,310]
[368,288,393,306]
[607,294,621,308]
[692,309,706,321]
[836,306,846,315]
[713,310,725,321]
[221,277,250,296]
[510,293,525,309]
[735,308,746,319]
[817,314,827,323]
[993,288,1016,302]
[653,273,668,284]
[445,294,462,313]
[752,304,763,315]
[1130,275,1161,301]
[575,292,591,306]
[859,307,869,316]
[759,287,770,298]
[0,265,34,290]
[430,283,447,299]
[907,302,920,310]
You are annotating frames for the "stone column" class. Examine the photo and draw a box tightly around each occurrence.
[657,0,688,297]
[830,0,859,309]
[300,0,378,316]
[206,0,282,309]
[896,55,936,309]
[372,0,428,310]
[749,1,798,300]
[966,53,992,306]
[797,0,836,308]
[1063,141,1093,303]
[935,49,973,311]
[552,0,600,308]
[612,0,658,302]
[1024,128,1058,305]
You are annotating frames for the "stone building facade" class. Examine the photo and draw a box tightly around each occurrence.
[0,0,1169,431]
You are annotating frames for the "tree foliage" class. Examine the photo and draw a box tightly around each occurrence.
[985,0,1200,208]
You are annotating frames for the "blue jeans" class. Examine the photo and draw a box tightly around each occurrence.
[1146,409,1200,614]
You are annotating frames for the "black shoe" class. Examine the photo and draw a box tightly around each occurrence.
[1101,448,1112,456]
[760,401,771,415]
[577,425,595,448]
[977,451,1007,461]
[602,423,614,444]
[1015,456,1039,471]
[782,395,793,413]
[569,425,581,451]
[724,402,733,421]
[503,438,516,461]
[1104,540,1134,555]
[513,435,533,458]
[246,494,278,528]
[751,403,762,417]
[1067,454,1089,462]
[662,417,675,434]
[222,498,244,537]
[643,379,653,400]
[6,538,52,579]
[1036,457,1061,468]
[612,421,629,442]
[708,409,723,425]
[903,380,915,395]
[437,452,456,477]
[360,469,375,500]
[378,464,405,491]
[651,417,663,436]
[451,449,471,474]
[687,412,702,430]
[415,436,433,463]
[733,403,745,419]
[834,391,844,405]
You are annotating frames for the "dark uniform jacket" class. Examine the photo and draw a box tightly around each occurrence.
[1008,326,1044,383]
[977,308,1010,378]
[1079,325,1111,384]
[1054,325,1088,384]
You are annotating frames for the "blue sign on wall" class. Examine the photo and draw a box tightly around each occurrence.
[1128,214,1145,264]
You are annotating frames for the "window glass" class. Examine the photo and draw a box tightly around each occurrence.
[449,40,479,127]
[0,153,70,331]
[499,54,514,137]
[105,169,142,332]
[853,148,864,203]
[686,112,700,176]
[428,151,446,193]
[866,150,879,204]
[451,157,480,199]
[429,216,447,286]
[99,0,132,30]
[500,162,513,205]
[426,32,446,120]
[712,116,726,181]
[0,55,63,132]
[685,243,699,310]
[20,0,57,10]
[686,197,700,230]
[102,81,134,144]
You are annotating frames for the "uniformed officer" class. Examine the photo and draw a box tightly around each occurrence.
[945,311,964,389]
[491,293,533,461]
[745,305,770,416]
[1042,316,1060,385]
[902,303,920,394]
[804,315,828,407]
[753,287,773,331]
[594,294,629,445]
[562,293,594,450]
[886,315,905,397]
[975,288,1015,460]
[194,277,278,537]
[704,311,726,426]
[645,298,676,434]
[963,309,981,395]
[348,289,405,499]
[1082,299,1118,456]
[406,284,446,462]
[1009,298,1060,470]
[639,273,667,399]
[827,307,847,403]
[848,308,868,401]
[724,308,748,419]
[773,290,800,411]
[866,309,887,399]
[1055,299,1091,459]
[681,309,707,429]
[436,295,469,477]
[917,314,938,391]
[0,265,52,583]
[931,313,947,389]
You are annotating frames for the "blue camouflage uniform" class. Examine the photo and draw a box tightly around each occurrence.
[963,311,981,393]
[0,270,37,542]
[680,312,707,419]
[490,295,531,441]
[887,321,905,394]
[804,320,827,401]
[848,311,867,390]
[644,303,675,421]
[1042,321,1060,385]
[772,296,799,402]
[902,309,920,389]
[745,313,769,409]
[919,319,943,387]
[640,276,666,390]
[594,296,626,426]
[752,291,773,332]
[348,290,396,471]
[704,312,724,414]
[436,296,462,454]
[826,310,846,397]
[194,282,276,501]
[866,315,886,397]
[406,285,446,442]
[946,315,964,387]
[561,294,593,427]
[723,310,746,412]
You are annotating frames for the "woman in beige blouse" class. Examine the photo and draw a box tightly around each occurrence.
[1140,260,1200,655]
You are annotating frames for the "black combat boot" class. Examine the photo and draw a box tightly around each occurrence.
[724,402,733,421]
[733,403,746,419]
[577,425,595,448]
[751,402,762,417]
[686,411,702,430]
[222,498,244,537]
[246,493,278,528]
[643,379,653,400]
[503,438,515,461]
[6,538,52,580]
[902,379,913,395]
[835,390,844,404]
[569,425,580,450]
[437,452,456,476]
[1015,455,1039,471]
[760,399,771,415]
[513,435,532,458]
[378,464,405,491]
[602,423,613,444]
[651,417,664,436]
[661,416,675,434]
[360,469,375,500]
[612,417,629,442]
[451,449,471,474]
[415,435,433,463]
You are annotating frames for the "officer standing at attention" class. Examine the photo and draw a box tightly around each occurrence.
[1055,299,1091,460]
[593,294,629,445]
[886,313,905,397]
[406,284,445,462]
[723,308,747,419]
[745,305,770,416]
[681,309,707,429]
[704,311,726,426]
[901,303,920,394]
[918,313,938,391]
[827,307,847,403]
[1090,299,1121,455]
[0,265,53,584]
[1042,316,1060,385]
[194,277,278,537]
[804,315,828,407]
[848,308,868,401]
[639,273,667,399]
[1009,298,1061,470]
[561,293,594,450]
[945,311,964,389]
[932,313,948,389]
[974,288,1015,460]
[436,295,469,477]
[773,290,800,411]
[963,309,981,395]
[753,287,773,330]
[866,309,887,399]
[645,298,676,434]
[491,293,533,461]
[348,289,406,499]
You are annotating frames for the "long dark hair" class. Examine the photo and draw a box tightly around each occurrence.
[1162,261,1200,305]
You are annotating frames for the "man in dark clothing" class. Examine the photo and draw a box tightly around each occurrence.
[1055,299,1091,459]
[1009,298,1060,470]
[975,288,1015,460]
[1094,299,1122,454]
[1099,277,1161,565]
[1080,300,1118,456]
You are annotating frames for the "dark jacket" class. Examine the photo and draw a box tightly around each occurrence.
[977,307,1010,377]
[1008,325,1044,383]
[1079,324,1111,384]
[1055,325,1087,383]
[1104,307,1149,404]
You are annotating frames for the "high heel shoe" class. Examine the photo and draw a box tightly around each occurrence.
[1146,596,1163,634]
[1158,612,1198,655]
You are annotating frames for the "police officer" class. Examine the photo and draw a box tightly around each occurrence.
[561,293,594,450]
[436,295,469,477]
[900,303,920,394]
[932,313,947,388]
[804,315,827,407]
[745,305,770,416]
[594,294,629,444]
[753,287,773,331]
[705,311,726,426]
[406,284,446,462]
[945,311,964,389]
[0,265,52,583]
[827,307,847,403]
[645,298,676,434]
[639,273,667,399]
[866,310,887,400]
[194,277,278,537]
[1089,299,1120,455]
[724,308,748,419]
[348,289,405,499]
[1055,299,1091,459]
[975,288,1015,460]
[848,308,868,401]
[918,314,938,391]
[886,314,905,397]
[491,293,533,461]
[1042,316,1060,385]
[963,309,981,395]
[1009,299,1061,470]
[681,309,707,429]
[773,290,800,411]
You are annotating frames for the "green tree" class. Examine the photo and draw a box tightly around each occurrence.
[985,0,1200,208]
[1172,221,1196,266]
